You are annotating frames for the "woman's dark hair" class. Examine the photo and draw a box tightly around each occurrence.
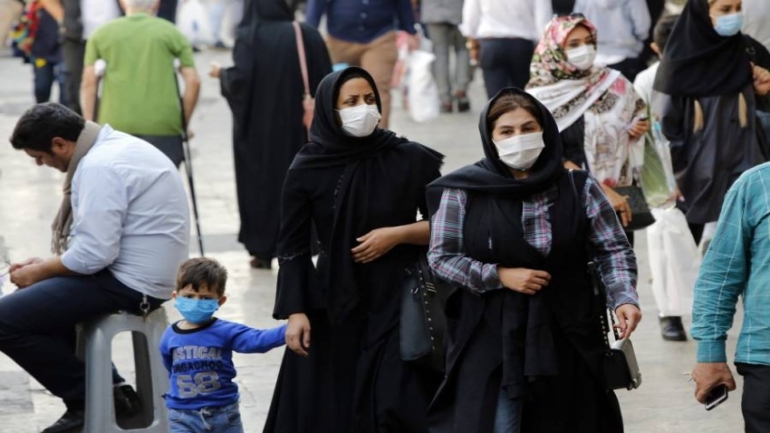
[654,14,679,54]
[9,103,85,153]
[487,92,543,131]
[176,257,229,297]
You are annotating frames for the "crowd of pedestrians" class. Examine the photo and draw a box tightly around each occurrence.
[2,0,770,432]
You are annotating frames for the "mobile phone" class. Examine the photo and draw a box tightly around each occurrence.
[705,384,729,411]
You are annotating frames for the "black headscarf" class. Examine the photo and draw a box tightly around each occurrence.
[238,0,293,30]
[653,0,752,97]
[291,67,408,169]
[428,88,565,211]
[290,67,441,322]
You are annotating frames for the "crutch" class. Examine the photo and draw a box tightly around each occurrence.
[172,58,205,256]
[93,59,107,122]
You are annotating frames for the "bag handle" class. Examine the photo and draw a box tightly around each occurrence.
[293,21,311,100]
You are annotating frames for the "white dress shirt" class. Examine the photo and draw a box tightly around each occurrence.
[460,0,552,41]
[743,0,770,51]
[574,0,651,64]
[61,125,190,300]
[81,0,121,40]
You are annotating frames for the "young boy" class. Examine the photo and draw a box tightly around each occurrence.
[160,258,286,433]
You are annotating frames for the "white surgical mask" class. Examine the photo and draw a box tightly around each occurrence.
[494,131,545,171]
[566,45,597,70]
[337,104,381,137]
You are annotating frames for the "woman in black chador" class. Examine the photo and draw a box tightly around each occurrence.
[264,67,444,433]
[426,88,641,432]
[654,0,770,243]
[211,0,331,268]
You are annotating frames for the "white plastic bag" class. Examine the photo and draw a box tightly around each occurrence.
[406,38,440,123]
[646,207,700,316]
[177,0,212,46]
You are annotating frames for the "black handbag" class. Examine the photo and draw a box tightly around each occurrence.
[614,185,655,231]
[588,261,642,391]
[399,254,453,372]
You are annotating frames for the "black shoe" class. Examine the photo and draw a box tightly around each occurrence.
[455,91,470,112]
[250,256,272,269]
[659,316,687,341]
[114,384,142,418]
[42,410,84,433]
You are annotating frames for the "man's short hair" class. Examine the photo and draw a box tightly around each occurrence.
[176,258,228,297]
[123,0,159,10]
[654,14,679,55]
[9,103,85,153]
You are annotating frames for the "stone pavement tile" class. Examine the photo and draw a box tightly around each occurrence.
[0,49,749,432]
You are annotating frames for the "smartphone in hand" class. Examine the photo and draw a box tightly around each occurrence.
[705,384,729,411]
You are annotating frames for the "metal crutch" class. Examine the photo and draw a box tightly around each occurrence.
[172,58,205,256]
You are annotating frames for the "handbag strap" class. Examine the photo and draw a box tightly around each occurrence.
[292,21,311,99]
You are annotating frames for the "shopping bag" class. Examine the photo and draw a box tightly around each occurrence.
[406,37,440,123]
[646,207,699,317]
[640,119,677,208]
[177,0,212,46]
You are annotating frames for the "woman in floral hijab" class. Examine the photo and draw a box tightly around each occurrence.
[527,14,648,240]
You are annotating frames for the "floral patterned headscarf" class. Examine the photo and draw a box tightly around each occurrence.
[527,14,647,187]
[528,14,603,87]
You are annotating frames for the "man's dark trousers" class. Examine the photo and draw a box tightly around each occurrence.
[0,271,163,410]
[737,363,770,433]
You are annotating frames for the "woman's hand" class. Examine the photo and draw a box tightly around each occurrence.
[208,62,222,79]
[628,119,650,140]
[498,267,551,295]
[752,64,770,96]
[601,184,632,228]
[614,304,642,339]
[286,313,311,357]
[351,227,402,263]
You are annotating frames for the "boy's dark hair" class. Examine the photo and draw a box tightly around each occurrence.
[176,258,228,296]
[10,102,85,153]
[654,14,679,55]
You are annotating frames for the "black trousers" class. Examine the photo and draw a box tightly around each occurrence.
[0,271,163,410]
[62,38,86,115]
[479,38,534,98]
[134,134,185,168]
[736,363,770,433]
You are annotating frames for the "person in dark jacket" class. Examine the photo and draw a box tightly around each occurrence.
[264,67,444,433]
[426,87,641,433]
[209,0,332,269]
[654,0,770,244]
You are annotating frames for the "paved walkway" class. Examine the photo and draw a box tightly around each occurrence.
[0,48,746,432]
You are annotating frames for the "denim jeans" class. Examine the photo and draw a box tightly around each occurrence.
[33,61,67,104]
[494,389,523,433]
[169,402,244,433]
[0,270,163,410]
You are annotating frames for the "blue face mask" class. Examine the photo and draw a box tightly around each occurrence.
[175,297,220,324]
[713,12,744,37]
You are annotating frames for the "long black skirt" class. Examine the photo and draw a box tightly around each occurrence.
[264,310,442,433]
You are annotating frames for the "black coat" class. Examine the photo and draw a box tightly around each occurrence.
[220,7,331,258]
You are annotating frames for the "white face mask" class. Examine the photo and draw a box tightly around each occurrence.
[565,45,597,70]
[494,131,545,171]
[337,104,381,137]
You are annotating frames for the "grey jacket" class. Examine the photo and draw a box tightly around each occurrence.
[421,0,464,25]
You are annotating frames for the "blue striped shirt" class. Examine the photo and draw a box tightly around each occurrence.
[692,163,770,365]
[428,175,638,309]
